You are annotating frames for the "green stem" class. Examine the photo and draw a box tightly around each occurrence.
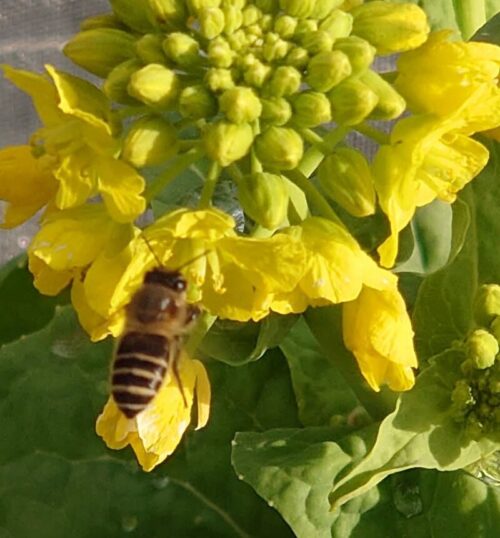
[355,123,390,145]
[285,169,342,225]
[145,148,203,202]
[227,163,244,185]
[454,0,486,39]
[199,160,222,208]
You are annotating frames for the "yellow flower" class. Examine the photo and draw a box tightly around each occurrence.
[0,145,57,228]
[96,353,210,472]
[2,65,145,222]
[343,283,417,391]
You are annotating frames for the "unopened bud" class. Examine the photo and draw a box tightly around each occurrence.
[318,148,376,217]
[163,32,200,66]
[148,0,187,25]
[451,380,475,417]
[238,172,289,229]
[80,13,123,31]
[267,65,301,97]
[203,121,254,166]
[187,0,221,14]
[242,5,262,26]
[227,29,248,51]
[128,63,180,108]
[208,37,235,68]
[279,0,317,19]
[466,329,499,370]
[310,0,345,20]
[223,5,243,33]
[219,86,262,123]
[333,36,375,75]
[262,34,290,62]
[319,10,353,40]
[351,1,429,55]
[301,30,333,54]
[286,46,309,68]
[206,68,235,92]
[474,285,500,328]
[360,70,405,120]
[63,29,136,78]
[256,0,278,13]
[110,0,154,32]
[260,97,292,126]
[294,19,318,37]
[135,34,167,64]
[179,85,217,119]
[306,50,352,92]
[274,15,298,38]
[255,127,304,170]
[104,59,142,105]
[243,61,272,87]
[328,77,378,125]
[122,116,179,168]
[199,7,226,39]
[291,91,331,128]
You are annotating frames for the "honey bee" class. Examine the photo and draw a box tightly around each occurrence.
[111,249,203,419]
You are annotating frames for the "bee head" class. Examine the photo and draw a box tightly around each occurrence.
[144,269,187,292]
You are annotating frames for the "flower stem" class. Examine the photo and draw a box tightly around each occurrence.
[145,148,203,202]
[199,160,222,208]
[355,123,390,145]
[298,126,349,178]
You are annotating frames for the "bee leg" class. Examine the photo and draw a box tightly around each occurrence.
[170,340,188,408]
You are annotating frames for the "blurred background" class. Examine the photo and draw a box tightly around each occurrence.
[0,0,108,263]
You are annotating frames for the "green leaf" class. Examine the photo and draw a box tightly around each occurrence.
[473,11,500,44]
[280,317,361,427]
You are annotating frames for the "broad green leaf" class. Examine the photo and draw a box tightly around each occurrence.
[473,11,500,43]
[0,306,297,537]
[280,317,361,427]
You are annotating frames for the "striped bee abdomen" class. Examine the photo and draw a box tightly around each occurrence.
[112,331,170,418]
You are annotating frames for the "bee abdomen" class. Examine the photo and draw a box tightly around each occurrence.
[112,331,169,418]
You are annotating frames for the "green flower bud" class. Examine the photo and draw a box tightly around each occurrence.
[333,36,376,75]
[291,91,331,128]
[318,147,376,217]
[135,34,168,64]
[286,46,309,68]
[128,63,180,108]
[187,0,221,15]
[242,5,262,26]
[310,0,345,20]
[351,1,429,55]
[63,29,136,78]
[466,329,499,370]
[122,116,179,168]
[267,66,301,97]
[328,77,378,125]
[206,68,235,92]
[451,380,475,409]
[227,29,248,51]
[219,86,262,123]
[279,0,317,19]
[199,7,226,39]
[294,19,318,37]
[319,10,353,40]
[80,13,124,31]
[203,121,254,166]
[360,70,405,120]
[243,61,272,87]
[148,0,187,25]
[208,37,235,68]
[179,85,217,119]
[104,59,142,105]
[237,172,289,229]
[110,0,155,32]
[262,34,291,62]
[464,414,484,440]
[256,0,278,13]
[223,5,243,34]
[474,285,500,328]
[301,30,333,54]
[255,127,304,170]
[274,15,298,38]
[260,13,274,31]
[163,32,200,66]
[260,97,293,126]
[306,50,351,92]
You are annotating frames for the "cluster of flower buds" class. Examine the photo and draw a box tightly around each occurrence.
[450,285,500,439]
[62,0,429,227]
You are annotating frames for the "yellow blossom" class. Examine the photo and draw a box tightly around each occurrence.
[2,64,145,222]
[96,353,210,471]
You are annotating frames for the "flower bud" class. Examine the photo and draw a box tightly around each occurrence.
[318,148,376,217]
[474,285,500,328]
[243,61,272,87]
[237,172,289,229]
[148,0,187,25]
[219,86,262,123]
[351,1,429,55]
[128,63,180,108]
[466,329,499,370]
[187,0,221,14]
[333,36,375,75]
[286,46,309,68]
[179,85,217,119]
[81,13,124,31]
[63,29,136,78]
[242,5,262,26]
[135,34,167,64]
[360,70,406,120]
[122,116,179,168]
[306,50,352,92]
[255,127,304,170]
[267,66,302,97]
[279,0,317,19]
[163,33,200,66]
[319,10,353,40]
[451,379,475,415]
[301,30,333,54]
[227,29,248,51]
[294,19,318,37]
[104,59,142,105]
[223,5,243,33]
[291,91,331,128]
[328,77,378,125]
[274,15,298,38]
[310,0,345,20]
[260,97,293,126]
[110,0,155,32]
[199,7,226,39]
[203,121,254,166]
[256,0,278,13]
[208,37,235,68]
[262,34,291,62]
[206,68,235,92]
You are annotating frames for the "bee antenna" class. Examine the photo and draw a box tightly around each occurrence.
[141,235,163,267]
[175,250,211,272]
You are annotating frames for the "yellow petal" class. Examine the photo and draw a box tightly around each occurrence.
[28,254,73,295]
[54,149,95,210]
[96,397,136,450]
[193,359,211,430]
[71,278,112,342]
